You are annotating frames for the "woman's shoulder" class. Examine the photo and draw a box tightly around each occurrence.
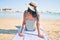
[24,10,28,15]
[23,10,28,17]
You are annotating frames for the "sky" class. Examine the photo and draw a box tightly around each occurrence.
[0,0,60,12]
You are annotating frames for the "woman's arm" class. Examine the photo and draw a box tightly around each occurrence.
[19,11,27,37]
[20,11,26,33]
[36,15,40,35]
[36,13,44,38]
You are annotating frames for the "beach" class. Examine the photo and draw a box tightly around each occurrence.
[0,18,60,40]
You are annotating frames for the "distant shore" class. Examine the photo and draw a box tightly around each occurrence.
[0,18,60,40]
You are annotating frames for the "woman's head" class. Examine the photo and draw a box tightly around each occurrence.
[28,2,39,20]
[28,2,37,12]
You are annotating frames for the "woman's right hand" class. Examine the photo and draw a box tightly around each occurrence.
[38,34,44,39]
[19,32,24,37]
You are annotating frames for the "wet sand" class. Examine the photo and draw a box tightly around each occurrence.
[0,18,60,40]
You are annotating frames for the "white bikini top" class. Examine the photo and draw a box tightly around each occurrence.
[25,20,36,31]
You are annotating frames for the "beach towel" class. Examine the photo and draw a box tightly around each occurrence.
[12,25,50,40]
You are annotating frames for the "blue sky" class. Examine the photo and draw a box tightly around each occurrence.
[0,0,60,12]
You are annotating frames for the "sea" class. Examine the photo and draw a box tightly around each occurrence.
[0,11,60,20]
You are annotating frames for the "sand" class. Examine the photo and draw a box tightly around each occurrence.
[0,18,60,40]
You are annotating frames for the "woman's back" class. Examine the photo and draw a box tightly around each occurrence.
[25,10,36,31]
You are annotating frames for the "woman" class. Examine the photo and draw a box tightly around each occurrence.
[19,2,44,38]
